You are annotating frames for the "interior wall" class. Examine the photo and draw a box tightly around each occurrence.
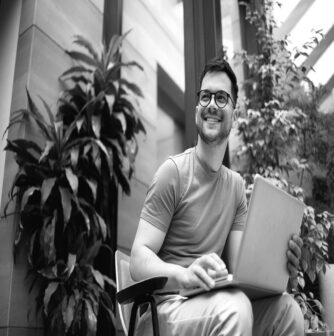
[0,1,103,334]
[0,0,21,203]
[117,0,185,254]
[0,0,22,334]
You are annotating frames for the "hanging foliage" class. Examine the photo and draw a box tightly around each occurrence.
[235,0,333,332]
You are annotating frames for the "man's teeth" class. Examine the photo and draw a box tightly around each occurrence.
[205,117,221,122]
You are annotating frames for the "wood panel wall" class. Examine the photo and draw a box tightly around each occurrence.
[0,1,103,334]
[0,0,185,334]
[117,0,185,254]
[0,2,22,334]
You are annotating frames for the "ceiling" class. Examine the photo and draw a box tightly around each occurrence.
[274,0,334,113]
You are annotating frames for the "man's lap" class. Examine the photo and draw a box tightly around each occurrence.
[136,290,304,336]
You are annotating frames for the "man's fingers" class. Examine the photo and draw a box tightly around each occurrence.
[287,249,299,267]
[199,254,227,273]
[210,253,227,271]
[192,265,215,289]
[287,262,298,278]
[208,268,228,279]
[289,276,298,291]
[292,234,303,247]
[288,237,302,260]
[188,254,228,290]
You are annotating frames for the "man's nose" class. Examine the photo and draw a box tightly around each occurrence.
[207,95,218,110]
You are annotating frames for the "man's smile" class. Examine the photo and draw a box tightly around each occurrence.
[204,117,221,122]
[203,113,222,123]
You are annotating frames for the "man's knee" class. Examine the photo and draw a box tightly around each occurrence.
[213,290,253,334]
[255,293,304,336]
[278,293,304,332]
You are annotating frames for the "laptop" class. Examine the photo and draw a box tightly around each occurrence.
[178,174,306,299]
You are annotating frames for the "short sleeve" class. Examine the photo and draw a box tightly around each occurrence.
[140,159,179,232]
[231,176,247,231]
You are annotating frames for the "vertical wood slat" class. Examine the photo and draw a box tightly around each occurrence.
[103,0,123,45]
[183,0,222,148]
[102,0,124,288]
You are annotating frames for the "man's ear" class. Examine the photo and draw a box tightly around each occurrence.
[232,108,238,127]
[195,105,199,123]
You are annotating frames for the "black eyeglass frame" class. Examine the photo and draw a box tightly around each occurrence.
[197,90,235,108]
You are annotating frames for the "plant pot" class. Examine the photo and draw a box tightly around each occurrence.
[320,264,334,330]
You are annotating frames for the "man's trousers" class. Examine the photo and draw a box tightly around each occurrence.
[135,289,304,335]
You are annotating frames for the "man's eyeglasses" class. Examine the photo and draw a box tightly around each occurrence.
[197,90,235,108]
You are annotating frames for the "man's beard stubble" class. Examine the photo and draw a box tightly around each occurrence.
[196,118,231,146]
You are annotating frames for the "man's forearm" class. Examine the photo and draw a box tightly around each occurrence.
[130,245,184,290]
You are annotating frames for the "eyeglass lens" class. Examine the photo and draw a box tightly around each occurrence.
[198,90,230,108]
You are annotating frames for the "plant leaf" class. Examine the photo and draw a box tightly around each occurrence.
[44,282,59,315]
[21,186,39,212]
[92,115,101,138]
[76,117,85,132]
[26,89,53,140]
[66,253,76,277]
[106,30,132,63]
[70,147,79,168]
[84,299,97,336]
[60,65,93,79]
[75,199,91,233]
[5,139,42,164]
[42,214,56,263]
[66,51,99,68]
[65,168,78,194]
[39,140,54,162]
[96,213,107,240]
[118,78,143,97]
[81,240,102,265]
[62,294,76,332]
[3,109,29,138]
[91,268,104,288]
[86,179,97,202]
[73,35,100,61]
[59,186,72,225]
[93,139,113,174]
[38,96,55,125]
[41,177,57,206]
[103,275,116,288]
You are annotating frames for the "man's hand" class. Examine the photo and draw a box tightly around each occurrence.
[287,234,303,290]
[178,253,228,291]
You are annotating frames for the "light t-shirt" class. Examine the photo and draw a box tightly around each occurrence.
[140,147,247,268]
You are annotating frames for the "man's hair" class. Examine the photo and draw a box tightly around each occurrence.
[199,57,238,105]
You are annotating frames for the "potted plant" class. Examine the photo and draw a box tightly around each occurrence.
[3,33,145,336]
[235,0,333,332]
[319,223,334,331]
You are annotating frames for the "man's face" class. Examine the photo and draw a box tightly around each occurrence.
[196,71,235,146]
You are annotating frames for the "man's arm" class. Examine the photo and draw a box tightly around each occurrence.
[130,218,183,290]
[130,218,228,291]
[224,230,243,273]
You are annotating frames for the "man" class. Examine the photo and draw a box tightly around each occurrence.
[130,57,304,335]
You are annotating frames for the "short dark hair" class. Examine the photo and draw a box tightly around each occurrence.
[199,57,238,105]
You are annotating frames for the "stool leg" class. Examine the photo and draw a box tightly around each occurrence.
[128,302,139,336]
[149,296,160,336]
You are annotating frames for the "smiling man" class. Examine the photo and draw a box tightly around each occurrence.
[196,72,235,145]
[130,57,304,336]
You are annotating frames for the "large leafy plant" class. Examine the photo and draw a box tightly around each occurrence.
[3,33,145,336]
[59,33,145,195]
[235,0,333,332]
